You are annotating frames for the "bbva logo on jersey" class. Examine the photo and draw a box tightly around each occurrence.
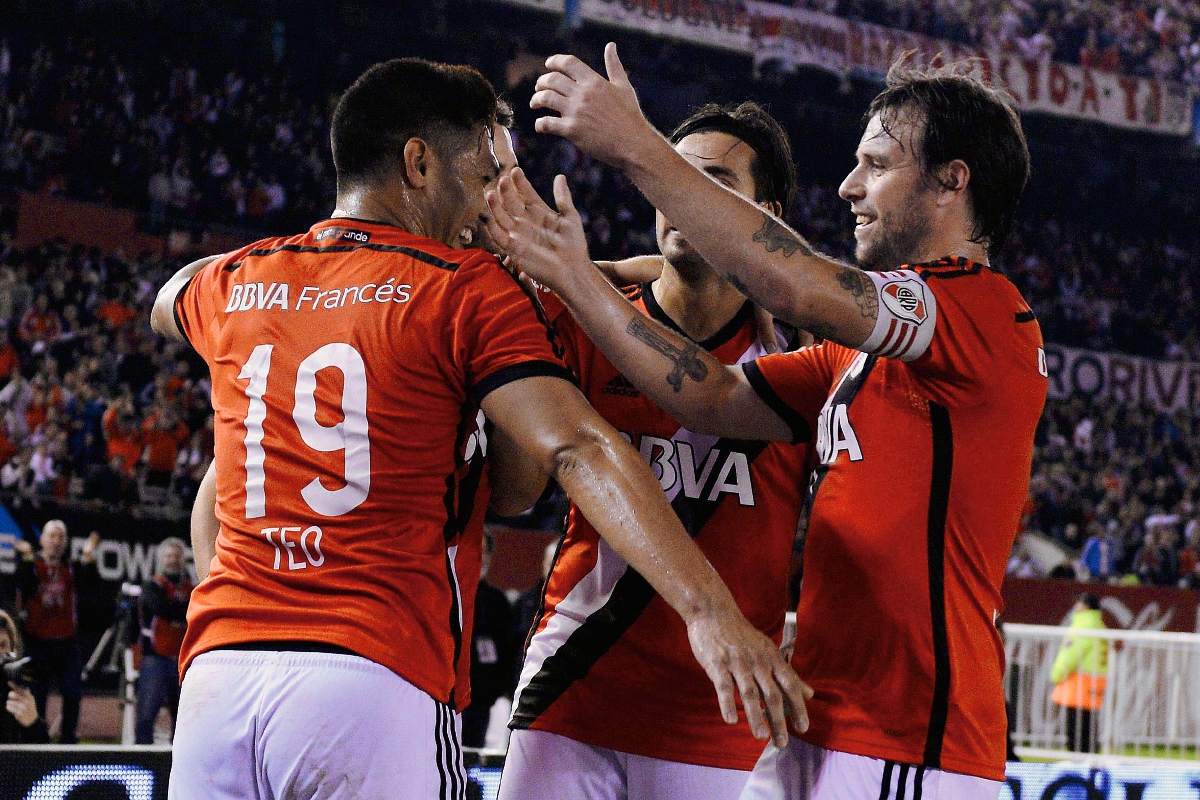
[815,402,863,465]
[629,434,756,506]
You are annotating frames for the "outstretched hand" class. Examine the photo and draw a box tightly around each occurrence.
[532,43,658,170]
[686,608,814,748]
[486,168,593,295]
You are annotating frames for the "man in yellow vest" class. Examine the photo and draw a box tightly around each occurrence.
[1051,593,1108,753]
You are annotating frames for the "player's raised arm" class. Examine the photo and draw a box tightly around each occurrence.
[488,169,794,442]
[151,254,222,342]
[531,44,876,348]
[479,375,812,747]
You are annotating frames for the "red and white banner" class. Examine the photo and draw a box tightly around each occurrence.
[492,0,1195,135]
[748,2,1194,135]
[1045,343,1200,416]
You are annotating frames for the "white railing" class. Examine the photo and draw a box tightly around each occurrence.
[1004,623,1200,760]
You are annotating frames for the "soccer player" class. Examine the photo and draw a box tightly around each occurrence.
[151,58,809,800]
[486,48,1047,800]
[499,102,812,800]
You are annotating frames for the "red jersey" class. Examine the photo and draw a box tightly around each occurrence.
[174,219,572,708]
[745,258,1046,780]
[512,284,810,770]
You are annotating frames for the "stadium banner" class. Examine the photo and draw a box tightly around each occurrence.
[1044,343,1200,416]
[580,0,753,53]
[746,3,1193,135]
[1001,576,1200,634]
[488,0,1194,135]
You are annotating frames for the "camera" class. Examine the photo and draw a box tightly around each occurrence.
[1,652,33,688]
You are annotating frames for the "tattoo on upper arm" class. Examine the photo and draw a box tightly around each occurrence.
[837,268,879,320]
[626,316,708,393]
[751,212,813,258]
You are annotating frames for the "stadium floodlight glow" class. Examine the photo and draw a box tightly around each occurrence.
[24,764,154,800]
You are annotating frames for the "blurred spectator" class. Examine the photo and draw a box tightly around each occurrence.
[135,537,192,744]
[463,530,514,749]
[1050,593,1107,753]
[0,608,50,744]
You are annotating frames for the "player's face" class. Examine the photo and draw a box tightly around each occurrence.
[432,127,500,249]
[839,112,937,270]
[657,132,761,274]
[460,125,516,253]
[40,524,66,560]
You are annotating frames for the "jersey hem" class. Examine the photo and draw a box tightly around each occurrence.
[527,719,763,771]
[180,629,451,706]
[801,731,1005,782]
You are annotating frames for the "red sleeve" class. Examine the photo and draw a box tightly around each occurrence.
[175,258,226,363]
[446,253,575,402]
[741,343,839,443]
[906,267,1014,408]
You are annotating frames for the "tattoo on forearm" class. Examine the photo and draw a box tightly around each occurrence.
[837,268,879,320]
[751,212,813,258]
[626,316,708,393]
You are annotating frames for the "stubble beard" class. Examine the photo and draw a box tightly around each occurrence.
[856,205,934,271]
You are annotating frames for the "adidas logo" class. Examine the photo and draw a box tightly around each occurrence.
[602,374,640,398]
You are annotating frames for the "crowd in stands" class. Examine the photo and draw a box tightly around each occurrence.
[0,35,335,234]
[0,3,1194,594]
[796,0,1200,84]
[0,229,211,515]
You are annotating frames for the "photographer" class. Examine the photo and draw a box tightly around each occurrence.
[14,520,100,744]
[0,609,50,743]
[135,537,192,744]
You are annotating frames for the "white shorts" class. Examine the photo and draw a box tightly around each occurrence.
[739,738,1002,800]
[498,728,751,800]
[169,648,465,800]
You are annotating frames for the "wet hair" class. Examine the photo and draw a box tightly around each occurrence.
[331,58,498,187]
[866,57,1030,259]
[669,101,797,215]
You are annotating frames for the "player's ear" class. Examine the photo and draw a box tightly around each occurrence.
[935,160,970,206]
[760,199,783,218]
[402,138,430,189]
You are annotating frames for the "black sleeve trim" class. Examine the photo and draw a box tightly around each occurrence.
[473,360,579,404]
[173,275,196,349]
[742,360,811,445]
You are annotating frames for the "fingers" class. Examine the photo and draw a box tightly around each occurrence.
[733,666,770,742]
[498,173,530,221]
[552,175,578,219]
[511,168,546,214]
[753,307,780,354]
[485,189,515,235]
[530,89,566,115]
[534,70,577,97]
[544,53,598,83]
[603,42,630,87]
[710,668,739,726]
[776,663,814,735]
[534,115,567,137]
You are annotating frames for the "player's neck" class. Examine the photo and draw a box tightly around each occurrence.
[651,262,747,343]
[332,187,440,243]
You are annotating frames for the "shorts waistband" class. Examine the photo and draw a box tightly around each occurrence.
[212,640,363,658]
